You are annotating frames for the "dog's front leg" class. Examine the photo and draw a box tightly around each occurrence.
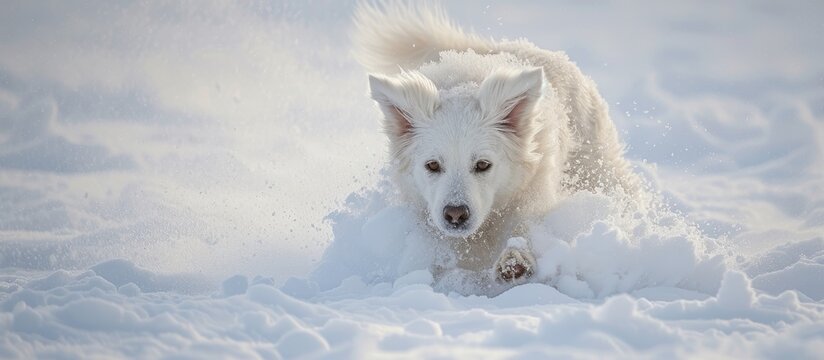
[494,237,536,282]
[431,266,498,296]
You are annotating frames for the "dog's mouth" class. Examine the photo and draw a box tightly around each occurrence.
[434,218,480,238]
[440,224,472,237]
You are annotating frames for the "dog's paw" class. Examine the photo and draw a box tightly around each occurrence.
[495,243,535,282]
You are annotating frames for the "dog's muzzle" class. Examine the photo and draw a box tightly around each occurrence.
[443,204,470,228]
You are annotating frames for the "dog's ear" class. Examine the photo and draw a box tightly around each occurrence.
[368,72,438,139]
[478,67,544,134]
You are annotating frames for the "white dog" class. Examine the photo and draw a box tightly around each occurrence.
[354,2,638,291]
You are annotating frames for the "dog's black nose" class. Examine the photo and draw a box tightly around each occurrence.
[443,205,470,227]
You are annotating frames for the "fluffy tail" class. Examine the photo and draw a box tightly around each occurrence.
[352,1,492,74]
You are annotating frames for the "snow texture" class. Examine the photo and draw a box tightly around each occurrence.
[1,0,823,358]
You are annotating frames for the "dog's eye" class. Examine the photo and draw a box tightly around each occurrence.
[425,161,441,173]
[475,160,491,172]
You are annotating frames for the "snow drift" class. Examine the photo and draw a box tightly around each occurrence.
[311,178,729,299]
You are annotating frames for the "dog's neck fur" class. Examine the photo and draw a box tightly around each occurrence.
[425,205,528,271]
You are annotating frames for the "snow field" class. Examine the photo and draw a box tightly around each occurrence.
[1,259,822,358]
[1,0,823,358]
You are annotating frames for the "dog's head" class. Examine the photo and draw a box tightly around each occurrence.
[369,67,545,238]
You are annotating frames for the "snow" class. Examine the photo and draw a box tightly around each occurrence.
[2,263,822,358]
[1,0,823,358]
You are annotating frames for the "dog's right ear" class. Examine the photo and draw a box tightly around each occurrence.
[368,72,438,139]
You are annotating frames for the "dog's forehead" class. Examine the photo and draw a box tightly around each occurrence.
[437,85,480,111]
[419,91,499,158]
[420,126,495,162]
[428,86,482,128]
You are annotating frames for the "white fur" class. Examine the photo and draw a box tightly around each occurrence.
[354,1,639,287]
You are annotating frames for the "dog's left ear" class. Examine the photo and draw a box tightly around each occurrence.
[478,67,544,134]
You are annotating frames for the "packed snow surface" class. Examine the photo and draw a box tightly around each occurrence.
[1,1,823,358]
